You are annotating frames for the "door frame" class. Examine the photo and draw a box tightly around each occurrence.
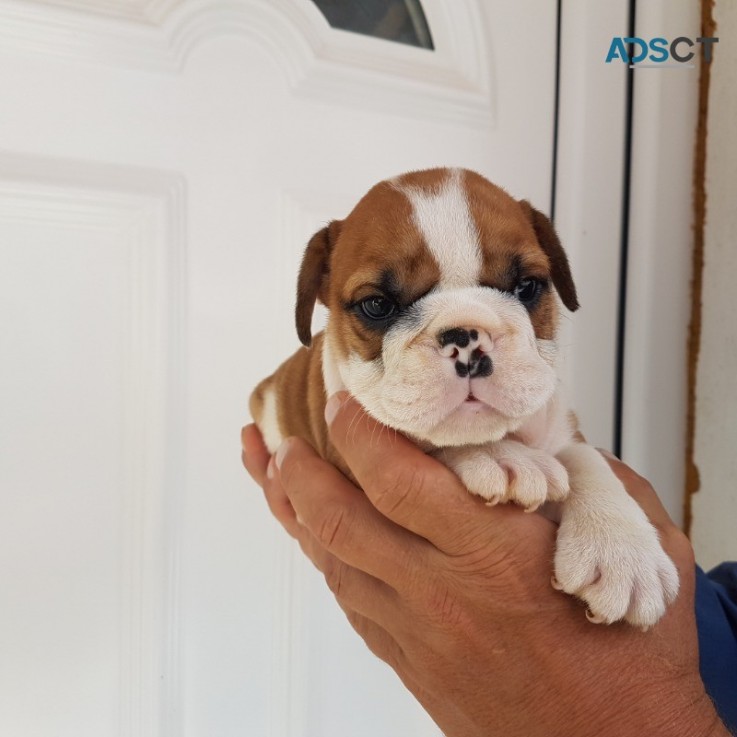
[554,0,700,525]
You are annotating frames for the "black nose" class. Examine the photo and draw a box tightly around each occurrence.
[438,327,478,348]
[457,348,493,378]
[438,328,493,378]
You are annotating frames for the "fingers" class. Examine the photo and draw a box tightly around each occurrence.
[309,540,403,635]
[268,476,408,636]
[275,435,431,592]
[242,422,303,537]
[244,424,411,631]
[325,393,497,556]
[242,424,270,486]
[340,606,407,675]
[264,456,408,635]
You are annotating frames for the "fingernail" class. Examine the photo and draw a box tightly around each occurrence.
[266,456,276,480]
[324,391,348,426]
[275,439,291,470]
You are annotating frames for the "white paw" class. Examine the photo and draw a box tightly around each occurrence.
[554,498,679,629]
[440,440,569,512]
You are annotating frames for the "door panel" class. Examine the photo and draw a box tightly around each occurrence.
[0,159,183,736]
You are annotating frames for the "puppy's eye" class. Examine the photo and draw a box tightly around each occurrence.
[514,278,542,305]
[359,296,397,320]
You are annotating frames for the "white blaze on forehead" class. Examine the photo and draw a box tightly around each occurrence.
[393,169,482,289]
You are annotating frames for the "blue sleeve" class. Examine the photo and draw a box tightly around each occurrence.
[695,562,737,733]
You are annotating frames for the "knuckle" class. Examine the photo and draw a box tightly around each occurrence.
[373,463,428,516]
[415,586,479,667]
[666,526,695,566]
[277,451,304,492]
[324,559,345,598]
[435,594,464,631]
[277,441,326,494]
[422,580,468,632]
[315,503,352,550]
[345,610,402,671]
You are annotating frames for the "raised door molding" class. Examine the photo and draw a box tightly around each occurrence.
[0,152,186,736]
[0,0,494,125]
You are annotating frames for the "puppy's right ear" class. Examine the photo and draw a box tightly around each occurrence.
[295,220,342,347]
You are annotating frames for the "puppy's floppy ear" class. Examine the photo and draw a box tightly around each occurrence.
[295,220,342,347]
[519,201,580,312]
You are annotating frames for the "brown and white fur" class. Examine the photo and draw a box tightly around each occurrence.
[250,168,678,628]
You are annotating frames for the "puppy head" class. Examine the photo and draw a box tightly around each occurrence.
[296,168,578,447]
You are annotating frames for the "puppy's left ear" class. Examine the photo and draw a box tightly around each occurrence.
[295,220,342,347]
[519,201,579,312]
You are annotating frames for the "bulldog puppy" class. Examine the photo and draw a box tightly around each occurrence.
[250,168,679,628]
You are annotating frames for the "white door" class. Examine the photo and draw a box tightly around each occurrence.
[0,1,626,735]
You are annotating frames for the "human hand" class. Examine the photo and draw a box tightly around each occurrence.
[241,394,727,737]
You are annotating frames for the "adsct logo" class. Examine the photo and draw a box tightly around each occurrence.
[606,36,718,68]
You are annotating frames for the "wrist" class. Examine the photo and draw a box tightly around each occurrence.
[596,677,726,737]
[670,696,729,737]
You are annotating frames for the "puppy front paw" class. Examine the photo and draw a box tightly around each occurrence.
[554,499,679,629]
[440,440,569,512]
